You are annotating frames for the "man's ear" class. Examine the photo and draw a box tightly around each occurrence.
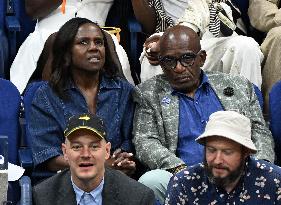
[105,142,111,160]
[199,50,207,67]
[242,147,251,160]
[62,143,69,161]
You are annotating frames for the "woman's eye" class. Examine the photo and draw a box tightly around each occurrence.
[95,40,104,46]
[80,40,88,45]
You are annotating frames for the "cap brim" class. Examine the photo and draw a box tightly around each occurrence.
[64,126,105,140]
[196,129,257,154]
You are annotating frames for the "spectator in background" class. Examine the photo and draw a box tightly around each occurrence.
[133,25,274,204]
[165,111,281,205]
[248,0,281,116]
[33,113,155,205]
[29,18,136,179]
[10,0,133,94]
[133,0,263,89]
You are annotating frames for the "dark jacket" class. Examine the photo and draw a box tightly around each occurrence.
[33,168,155,205]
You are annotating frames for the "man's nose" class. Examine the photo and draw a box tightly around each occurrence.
[213,152,223,164]
[173,60,186,73]
[80,147,91,157]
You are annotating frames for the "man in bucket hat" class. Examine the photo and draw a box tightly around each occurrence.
[165,110,281,205]
[32,113,155,205]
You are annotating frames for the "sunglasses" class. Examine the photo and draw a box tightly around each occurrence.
[159,50,201,70]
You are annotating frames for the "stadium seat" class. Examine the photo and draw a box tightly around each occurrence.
[269,80,281,165]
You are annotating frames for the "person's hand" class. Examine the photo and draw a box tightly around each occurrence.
[110,148,136,176]
[144,35,161,66]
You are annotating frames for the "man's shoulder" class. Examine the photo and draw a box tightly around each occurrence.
[105,168,152,193]
[207,72,249,86]
[249,157,281,177]
[137,74,169,94]
[33,169,70,195]
[207,72,248,85]
[173,163,205,185]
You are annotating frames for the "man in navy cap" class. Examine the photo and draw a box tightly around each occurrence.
[33,113,155,205]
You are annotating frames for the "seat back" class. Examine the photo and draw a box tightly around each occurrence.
[12,0,36,46]
[0,78,21,203]
[0,78,21,164]
[106,0,144,84]
[269,80,281,165]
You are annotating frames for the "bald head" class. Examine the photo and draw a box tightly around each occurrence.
[159,25,201,55]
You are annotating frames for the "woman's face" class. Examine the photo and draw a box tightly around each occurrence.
[71,23,105,75]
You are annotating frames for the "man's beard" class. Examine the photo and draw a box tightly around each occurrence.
[204,157,246,190]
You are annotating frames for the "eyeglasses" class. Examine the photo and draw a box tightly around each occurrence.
[159,50,201,70]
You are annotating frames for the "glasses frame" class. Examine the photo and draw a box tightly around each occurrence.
[159,50,201,70]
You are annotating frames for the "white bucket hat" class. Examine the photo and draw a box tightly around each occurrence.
[196,111,257,153]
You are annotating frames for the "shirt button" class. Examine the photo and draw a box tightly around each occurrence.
[195,101,199,104]
[201,120,205,124]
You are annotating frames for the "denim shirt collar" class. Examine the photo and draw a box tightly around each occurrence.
[63,75,121,91]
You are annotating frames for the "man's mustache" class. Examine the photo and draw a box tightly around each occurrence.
[210,165,230,172]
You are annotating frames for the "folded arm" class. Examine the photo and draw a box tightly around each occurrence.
[248,0,281,32]
[25,0,62,19]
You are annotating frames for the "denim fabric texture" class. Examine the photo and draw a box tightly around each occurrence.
[29,76,135,167]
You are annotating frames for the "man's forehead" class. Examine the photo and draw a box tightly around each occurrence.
[205,136,242,150]
[160,31,198,54]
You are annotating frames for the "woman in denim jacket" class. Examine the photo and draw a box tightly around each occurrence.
[28,18,136,179]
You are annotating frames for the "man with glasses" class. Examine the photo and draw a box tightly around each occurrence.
[133,25,274,204]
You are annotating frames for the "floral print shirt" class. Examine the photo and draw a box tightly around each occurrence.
[165,157,281,205]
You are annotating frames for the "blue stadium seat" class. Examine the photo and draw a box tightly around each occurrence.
[0,78,21,203]
[269,80,281,165]
[106,0,145,84]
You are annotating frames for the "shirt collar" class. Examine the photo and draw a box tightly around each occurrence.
[63,75,121,91]
[71,176,104,204]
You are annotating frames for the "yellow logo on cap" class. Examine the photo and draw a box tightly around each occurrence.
[79,115,90,121]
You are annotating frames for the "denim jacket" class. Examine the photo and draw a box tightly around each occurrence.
[29,76,135,167]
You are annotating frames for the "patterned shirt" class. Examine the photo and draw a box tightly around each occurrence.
[165,157,281,205]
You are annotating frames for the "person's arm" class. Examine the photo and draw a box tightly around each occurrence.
[46,156,69,172]
[133,0,174,33]
[29,84,66,171]
[131,0,157,35]
[247,82,275,162]
[248,0,281,32]
[119,85,135,152]
[177,0,210,36]
[25,0,62,19]
[132,85,184,170]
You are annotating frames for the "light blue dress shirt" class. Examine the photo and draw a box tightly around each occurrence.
[71,177,104,205]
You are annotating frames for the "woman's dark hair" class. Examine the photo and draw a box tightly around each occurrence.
[49,17,120,98]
